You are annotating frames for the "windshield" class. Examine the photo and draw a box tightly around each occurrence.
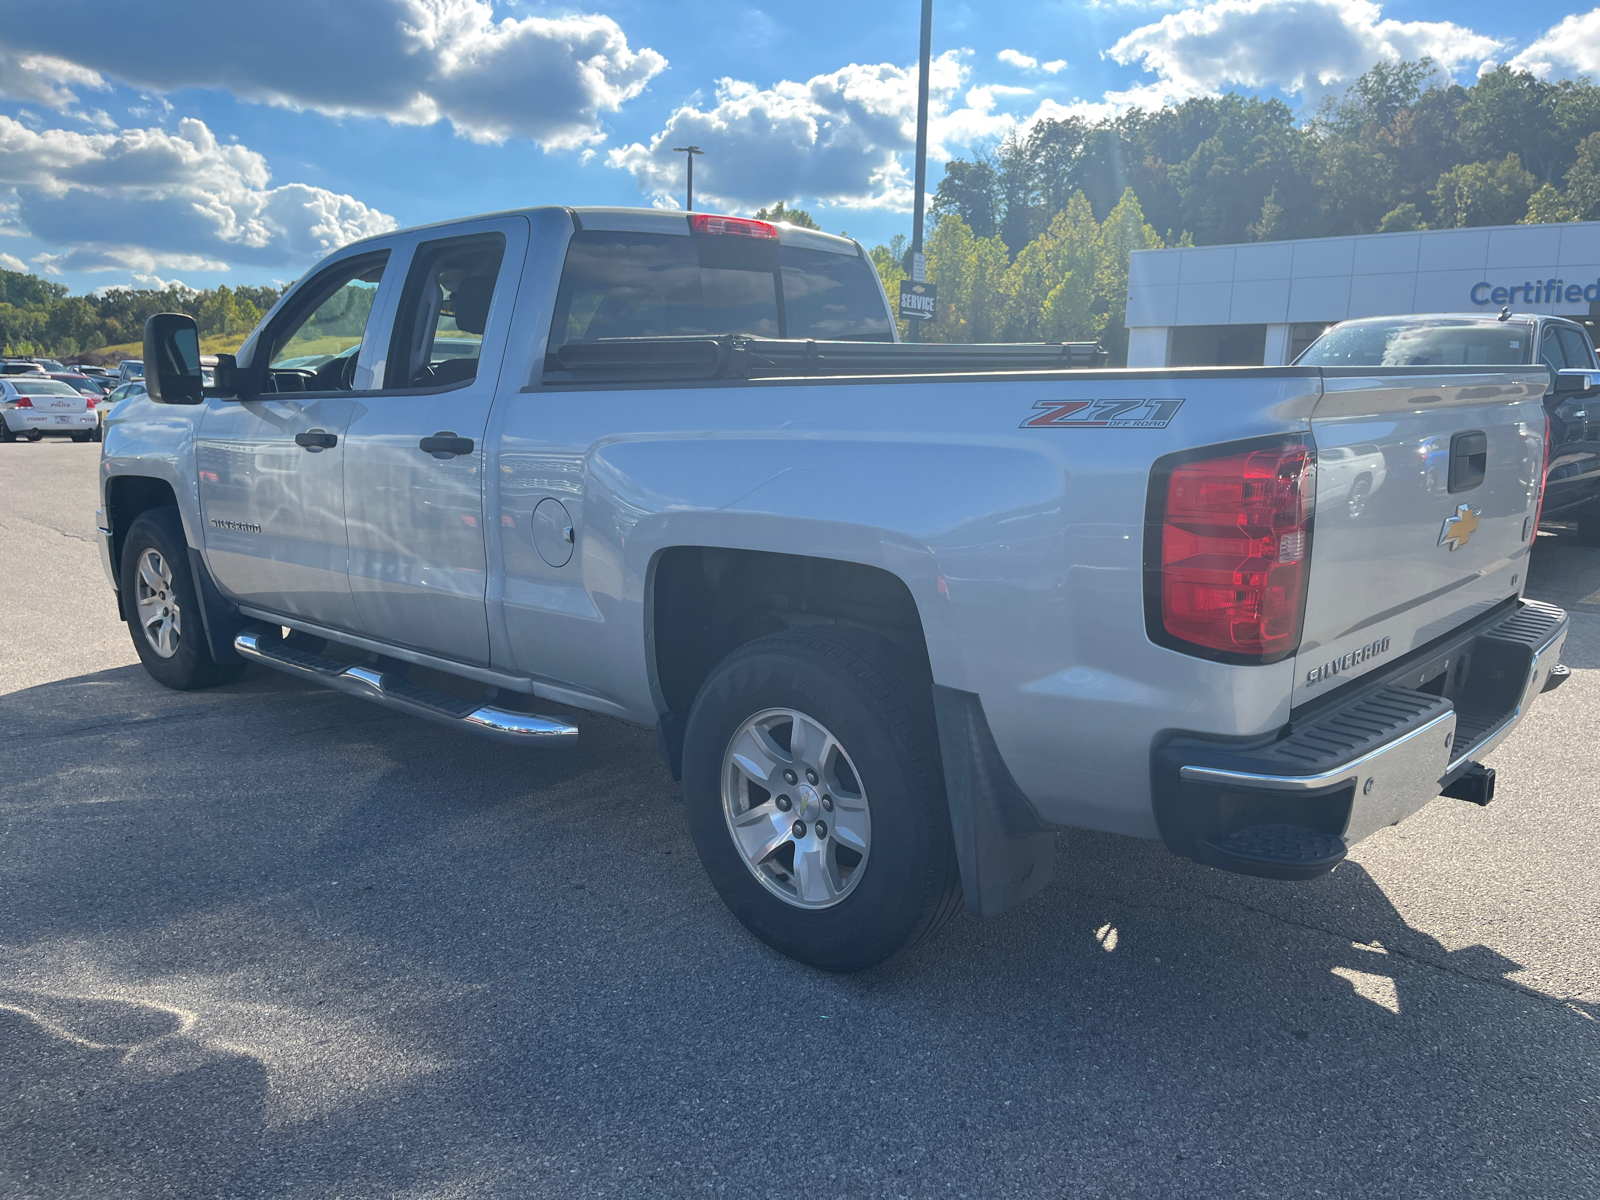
[11,379,80,396]
[548,230,893,354]
[1297,319,1533,367]
[121,361,144,377]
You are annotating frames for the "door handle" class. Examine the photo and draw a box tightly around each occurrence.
[419,431,475,457]
[295,429,338,450]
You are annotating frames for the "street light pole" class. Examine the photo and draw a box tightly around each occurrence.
[671,145,704,211]
[907,0,933,343]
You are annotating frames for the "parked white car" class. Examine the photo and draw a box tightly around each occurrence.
[1,376,99,442]
[1317,444,1388,517]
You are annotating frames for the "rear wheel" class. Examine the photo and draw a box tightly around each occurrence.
[682,628,962,971]
[120,507,244,690]
[70,432,91,443]
[0,421,14,444]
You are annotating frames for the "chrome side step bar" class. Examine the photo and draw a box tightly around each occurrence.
[234,629,578,747]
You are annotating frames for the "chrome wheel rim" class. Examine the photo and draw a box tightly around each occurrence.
[721,707,872,909]
[133,548,181,659]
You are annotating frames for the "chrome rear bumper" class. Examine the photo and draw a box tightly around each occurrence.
[1154,600,1569,879]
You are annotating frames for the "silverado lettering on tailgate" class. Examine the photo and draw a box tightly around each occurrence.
[1306,636,1391,688]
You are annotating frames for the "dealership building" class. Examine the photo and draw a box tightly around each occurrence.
[1123,220,1600,367]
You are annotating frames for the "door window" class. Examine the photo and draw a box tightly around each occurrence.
[387,234,507,390]
[1557,326,1596,369]
[1540,326,1569,374]
[265,252,389,392]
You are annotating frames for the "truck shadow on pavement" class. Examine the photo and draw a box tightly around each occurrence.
[2,660,1597,1198]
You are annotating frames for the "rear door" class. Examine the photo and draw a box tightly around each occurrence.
[341,215,527,665]
[1539,323,1596,516]
[197,248,394,630]
[1292,368,1548,707]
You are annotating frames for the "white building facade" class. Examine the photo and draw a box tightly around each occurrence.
[1124,220,1600,367]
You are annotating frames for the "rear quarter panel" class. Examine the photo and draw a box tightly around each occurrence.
[492,369,1321,838]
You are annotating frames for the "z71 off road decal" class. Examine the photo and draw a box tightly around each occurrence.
[1021,398,1185,429]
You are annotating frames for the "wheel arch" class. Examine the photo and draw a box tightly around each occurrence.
[646,546,933,780]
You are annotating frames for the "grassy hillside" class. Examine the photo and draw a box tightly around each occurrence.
[88,333,250,363]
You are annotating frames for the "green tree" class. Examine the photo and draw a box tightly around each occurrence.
[1377,203,1427,232]
[1000,192,1098,341]
[1094,188,1164,363]
[869,235,909,340]
[1431,154,1537,227]
[1564,132,1600,220]
[1524,185,1576,224]
[922,216,1009,343]
[752,201,819,229]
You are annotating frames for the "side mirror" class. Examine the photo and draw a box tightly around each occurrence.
[143,313,204,405]
[1554,368,1600,396]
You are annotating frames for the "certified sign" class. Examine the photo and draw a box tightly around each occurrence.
[899,280,936,322]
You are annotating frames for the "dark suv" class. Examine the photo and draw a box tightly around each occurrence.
[1298,313,1600,543]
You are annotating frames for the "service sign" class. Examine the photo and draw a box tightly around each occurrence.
[899,280,937,322]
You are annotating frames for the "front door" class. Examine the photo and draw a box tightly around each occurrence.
[341,217,527,665]
[197,249,394,630]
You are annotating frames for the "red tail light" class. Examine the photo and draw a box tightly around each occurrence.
[12,397,32,408]
[1153,441,1314,661]
[688,214,778,239]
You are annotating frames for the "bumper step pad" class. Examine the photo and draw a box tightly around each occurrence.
[1203,823,1347,877]
[233,628,578,746]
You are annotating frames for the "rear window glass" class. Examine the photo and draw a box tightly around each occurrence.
[11,379,79,396]
[1297,320,1533,367]
[548,230,892,355]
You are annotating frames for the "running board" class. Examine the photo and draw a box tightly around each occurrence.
[233,629,578,747]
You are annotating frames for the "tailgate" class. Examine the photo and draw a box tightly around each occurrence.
[1292,369,1548,707]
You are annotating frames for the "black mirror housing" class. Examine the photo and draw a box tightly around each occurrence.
[1554,367,1600,395]
[142,313,204,405]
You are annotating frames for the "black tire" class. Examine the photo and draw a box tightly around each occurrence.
[0,421,14,443]
[1346,474,1371,519]
[70,432,91,443]
[25,431,42,441]
[91,422,103,443]
[120,507,245,690]
[682,628,962,971]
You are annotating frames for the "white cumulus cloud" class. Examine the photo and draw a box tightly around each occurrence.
[1510,9,1600,79]
[607,51,1015,212]
[998,50,1067,74]
[0,117,397,273]
[1107,0,1503,110]
[3,0,666,149]
[0,251,29,272]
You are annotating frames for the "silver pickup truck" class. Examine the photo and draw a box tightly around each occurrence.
[98,206,1573,970]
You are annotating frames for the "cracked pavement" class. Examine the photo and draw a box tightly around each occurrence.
[2,441,1598,1199]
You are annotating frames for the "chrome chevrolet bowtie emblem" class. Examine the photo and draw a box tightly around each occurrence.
[1438,504,1481,551]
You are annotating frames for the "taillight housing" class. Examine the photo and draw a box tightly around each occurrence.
[688,213,778,239]
[11,396,33,408]
[1145,437,1315,664]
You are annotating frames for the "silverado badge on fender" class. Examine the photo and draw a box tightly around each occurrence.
[1438,504,1481,551]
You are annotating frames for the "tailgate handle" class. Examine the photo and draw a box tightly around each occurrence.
[294,429,338,451]
[1448,430,1487,493]
[419,432,475,457]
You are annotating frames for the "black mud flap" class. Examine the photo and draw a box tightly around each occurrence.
[932,685,1056,917]
[186,546,248,665]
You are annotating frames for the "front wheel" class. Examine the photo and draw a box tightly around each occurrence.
[120,507,244,690]
[682,628,962,971]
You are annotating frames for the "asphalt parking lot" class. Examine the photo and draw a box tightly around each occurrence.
[2,439,1598,1199]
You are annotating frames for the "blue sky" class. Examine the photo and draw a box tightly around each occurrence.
[0,0,1594,295]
